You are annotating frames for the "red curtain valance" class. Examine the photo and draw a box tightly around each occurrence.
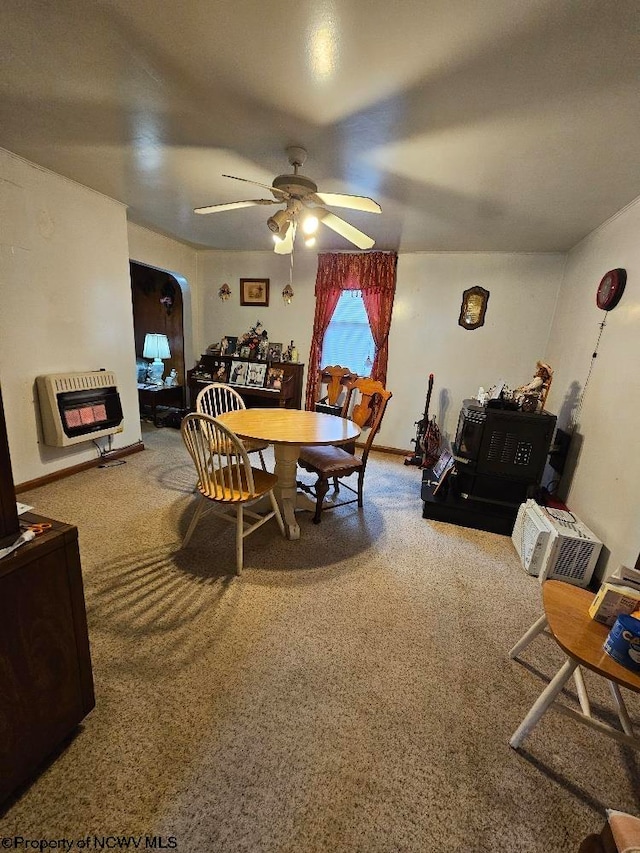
[315,252,398,294]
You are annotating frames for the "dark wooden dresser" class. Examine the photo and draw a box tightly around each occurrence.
[0,386,94,804]
[0,514,95,803]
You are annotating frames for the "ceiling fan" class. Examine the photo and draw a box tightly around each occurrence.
[194,146,381,254]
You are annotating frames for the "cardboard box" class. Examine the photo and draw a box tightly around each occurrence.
[589,583,640,626]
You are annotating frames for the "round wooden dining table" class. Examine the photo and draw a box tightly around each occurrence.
[217,408,360,539]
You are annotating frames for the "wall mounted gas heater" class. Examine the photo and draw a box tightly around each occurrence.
[36,371,124,447]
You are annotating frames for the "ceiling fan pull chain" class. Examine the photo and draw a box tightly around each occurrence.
[282,223,296,304]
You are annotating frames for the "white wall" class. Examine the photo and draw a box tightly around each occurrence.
[196,248,318,379]
[386,253,564,448]
[544,198,640,578]
[195,249,565,449]
[0,150,140,485]
[127,223,199,370]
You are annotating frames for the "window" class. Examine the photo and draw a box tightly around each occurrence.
[321,291,374,376]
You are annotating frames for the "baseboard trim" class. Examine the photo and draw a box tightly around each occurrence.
[371,444,410,457]
[15,441,145,494]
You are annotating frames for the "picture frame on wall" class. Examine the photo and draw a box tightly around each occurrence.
[229,360,248,385]
[245,363,267,388]
[240,278,270,307]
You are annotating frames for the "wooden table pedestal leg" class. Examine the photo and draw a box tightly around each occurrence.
[273,444,301,540]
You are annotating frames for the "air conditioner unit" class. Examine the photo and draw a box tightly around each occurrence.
[511,499,602,588]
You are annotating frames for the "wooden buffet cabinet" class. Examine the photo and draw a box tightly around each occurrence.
[0,387,94,804]
[187,354,304,410]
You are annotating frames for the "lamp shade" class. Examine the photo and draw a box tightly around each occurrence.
[143,333,171,360]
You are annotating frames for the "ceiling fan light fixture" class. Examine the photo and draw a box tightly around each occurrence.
[304,235,316,248]
[302,214,319,235]
[267,209,291,235]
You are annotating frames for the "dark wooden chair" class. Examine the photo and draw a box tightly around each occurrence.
[298,377,392,524]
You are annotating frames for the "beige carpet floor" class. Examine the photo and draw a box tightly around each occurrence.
[1,422,638,852]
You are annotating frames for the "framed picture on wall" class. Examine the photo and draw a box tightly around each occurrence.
[240,278,270,307]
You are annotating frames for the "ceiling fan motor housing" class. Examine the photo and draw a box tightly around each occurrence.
[272,173,317,198]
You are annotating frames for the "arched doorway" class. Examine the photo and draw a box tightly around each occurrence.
[130,261,186,393]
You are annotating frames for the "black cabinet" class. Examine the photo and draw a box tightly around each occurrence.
[452,400,556,504]
[421,468,517,535]
[422,401,557,535]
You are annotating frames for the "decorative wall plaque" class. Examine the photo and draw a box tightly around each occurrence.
[458,286,489,330]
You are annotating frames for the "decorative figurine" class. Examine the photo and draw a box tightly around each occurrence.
[515,361,553,412]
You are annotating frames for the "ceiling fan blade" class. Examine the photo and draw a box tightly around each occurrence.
[317,210,375,249]
[222,174,289,201]
[194,199,277,215]
[311,192,381,214]
[273,223,294,254]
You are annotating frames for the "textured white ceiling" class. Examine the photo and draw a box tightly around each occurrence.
[1,0,639,252]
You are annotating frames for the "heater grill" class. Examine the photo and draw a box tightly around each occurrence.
[48,371,118,393]
[36,371,124,447]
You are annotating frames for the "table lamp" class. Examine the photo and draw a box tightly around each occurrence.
[143,333,171,385]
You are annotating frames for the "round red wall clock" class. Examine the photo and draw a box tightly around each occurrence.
[596,268,626,311]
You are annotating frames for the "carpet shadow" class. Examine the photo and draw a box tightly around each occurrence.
[173,494,387,575]
[515,748,611,815]
[83,543,245,678]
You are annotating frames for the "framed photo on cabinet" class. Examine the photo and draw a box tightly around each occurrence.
[268,342,283,361]
[221,335,237,356]
[229,360,248,385]
[246,363,267,388]
[266,367,284,390]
